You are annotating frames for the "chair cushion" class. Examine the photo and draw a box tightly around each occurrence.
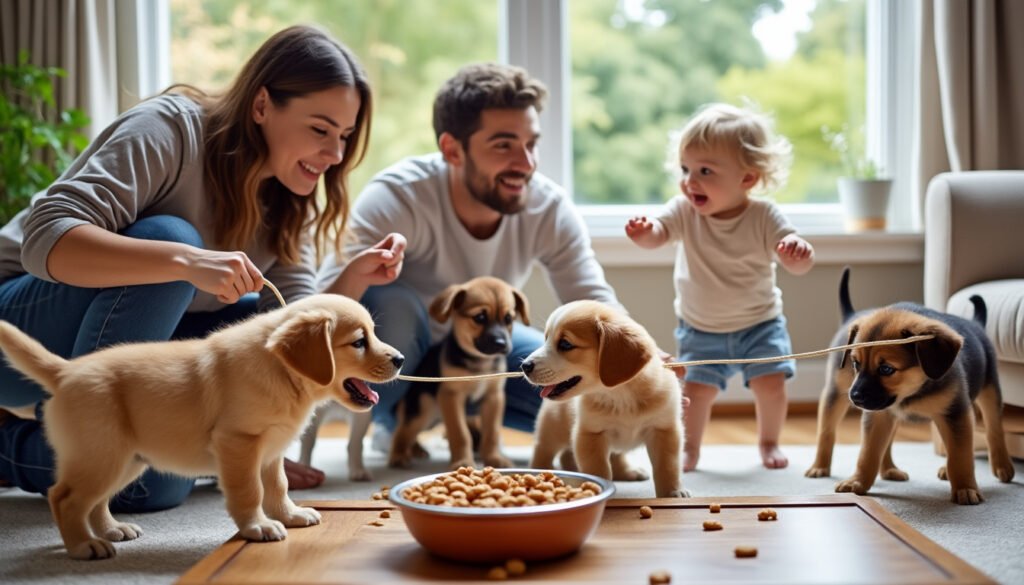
[948,279,1024,364]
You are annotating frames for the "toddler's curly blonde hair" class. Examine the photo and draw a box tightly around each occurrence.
[667,102,792,195]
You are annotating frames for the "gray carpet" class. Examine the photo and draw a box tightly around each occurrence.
[2,438,1022,584]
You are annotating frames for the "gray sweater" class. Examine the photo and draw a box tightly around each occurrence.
[0,94,317,312]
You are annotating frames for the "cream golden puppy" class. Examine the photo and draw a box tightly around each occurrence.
[521,300,688,498]
[0,294,403,560]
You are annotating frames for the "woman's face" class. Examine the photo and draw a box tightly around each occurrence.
[253,85,361,195]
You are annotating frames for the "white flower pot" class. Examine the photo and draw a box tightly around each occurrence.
[837,177,892,232]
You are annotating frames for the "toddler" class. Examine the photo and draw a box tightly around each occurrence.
[625,103,814,471]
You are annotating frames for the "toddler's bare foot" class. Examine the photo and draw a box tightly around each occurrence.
[683,445,701,472]
[760,443,788,469]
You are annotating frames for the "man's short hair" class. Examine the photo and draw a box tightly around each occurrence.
[432,63,548,146]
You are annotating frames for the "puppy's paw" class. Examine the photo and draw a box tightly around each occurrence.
[952,487,984,505]
[613,467,649,482]
[68,538,116,560]
[348,465,373,482]
[279,506,322,528]
[388,454,413,469]
[412,442,430,459]
[449,458,476,471]
[482,454,513,469]
[937,465,948,481]
[664,488,691,498]
[994,463,1015,483]
[880,467,909,482]
[101,522,143,542]
[240,519,288,542]
[835,478,868,495]
[804,466,831,478]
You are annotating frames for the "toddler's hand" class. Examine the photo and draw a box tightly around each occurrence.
[776,235,813,261]
[625,216,654,241]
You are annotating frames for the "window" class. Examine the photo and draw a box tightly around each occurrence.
[168,0,498,192]
[156,0,913,237]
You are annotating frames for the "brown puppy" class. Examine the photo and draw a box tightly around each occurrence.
[389,277,530,471]
[808,272,1014,504]
[0,294,403,559]
[806,268,909,481]
[522,300,688,498]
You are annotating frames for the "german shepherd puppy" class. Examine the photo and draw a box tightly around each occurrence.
[388,277,529,471]
[807,268,1015,504]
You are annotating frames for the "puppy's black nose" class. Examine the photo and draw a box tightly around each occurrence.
[521,360,534,374]
[392,354,405,369]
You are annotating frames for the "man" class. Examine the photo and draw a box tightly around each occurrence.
[320,62,619,439]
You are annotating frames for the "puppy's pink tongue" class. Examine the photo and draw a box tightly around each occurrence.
[348,379,379,405]
[540,385,558,398]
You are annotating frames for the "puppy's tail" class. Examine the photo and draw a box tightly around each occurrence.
[839,266,855,321]
[0,321,66,393]
[968,295,988,328]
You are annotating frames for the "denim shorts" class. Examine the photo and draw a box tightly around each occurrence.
[674,315,796,391]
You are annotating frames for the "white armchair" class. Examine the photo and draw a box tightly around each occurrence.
[925,171,1024,456]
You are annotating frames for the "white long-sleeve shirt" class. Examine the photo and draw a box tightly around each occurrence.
[318,153,619,341]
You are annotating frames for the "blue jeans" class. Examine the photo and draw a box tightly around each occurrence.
[361,282,544,433]
[0,215,259,513]
[675,315,796,390]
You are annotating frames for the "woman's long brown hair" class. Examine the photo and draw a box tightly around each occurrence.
[177,26,372,264]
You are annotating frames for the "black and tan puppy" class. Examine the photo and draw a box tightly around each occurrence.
[807,269,1015,504]
[388,277,529,471]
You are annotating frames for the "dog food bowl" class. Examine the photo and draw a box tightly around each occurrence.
[389,468,615,564]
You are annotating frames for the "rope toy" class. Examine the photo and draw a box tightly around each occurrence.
[264,281,932,383]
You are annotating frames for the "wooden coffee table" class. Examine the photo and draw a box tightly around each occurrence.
[177,494,992,584]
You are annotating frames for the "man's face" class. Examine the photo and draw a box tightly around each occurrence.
[459,107,541,214]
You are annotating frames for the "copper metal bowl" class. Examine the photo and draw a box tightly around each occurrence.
[389,468,615,564]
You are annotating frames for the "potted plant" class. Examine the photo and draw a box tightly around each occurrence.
[0,50,90,225]
[822,124,891,232]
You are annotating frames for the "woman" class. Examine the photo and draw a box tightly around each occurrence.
[0,25,404,511]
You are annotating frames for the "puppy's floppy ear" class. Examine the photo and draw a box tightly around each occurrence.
[840,322,860,369]
[913,322,963,380]
[597,319,653,387]
[429,284,465,324]
[267,309,336,386]
[513,288,531,326]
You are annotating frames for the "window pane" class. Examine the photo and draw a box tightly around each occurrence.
[169,0,498,193]
[570,0,867,205]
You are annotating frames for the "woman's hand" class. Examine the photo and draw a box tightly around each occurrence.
[183,249,264,304]
[329,233,407,299]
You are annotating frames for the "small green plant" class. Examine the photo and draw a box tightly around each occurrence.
[0,50,90,224]
[822,124,882,180]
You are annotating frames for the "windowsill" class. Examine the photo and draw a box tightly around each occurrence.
[580,204,923,268]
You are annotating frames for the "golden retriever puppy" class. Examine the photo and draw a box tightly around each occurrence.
[389,277,530,470]
[521,300,688,498]
[0,294,403,560]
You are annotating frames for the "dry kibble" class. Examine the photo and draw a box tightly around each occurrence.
[709,503,721,513]
[367,520,384,527]
[370,492,383,500]
[379,511,391,519]
[649,569,672,584]
[639,505,654,519]
[702,520,723,531]
[757,508,778,521]
[487,566,508,580]
[505,558,527,576]
[735,546,758,558]
[402,468,601,508]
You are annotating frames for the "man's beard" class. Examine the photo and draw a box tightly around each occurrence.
[464,156,529,215]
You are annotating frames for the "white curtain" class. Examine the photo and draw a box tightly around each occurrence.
[1,0,119,139]
[914,0,1024,212]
